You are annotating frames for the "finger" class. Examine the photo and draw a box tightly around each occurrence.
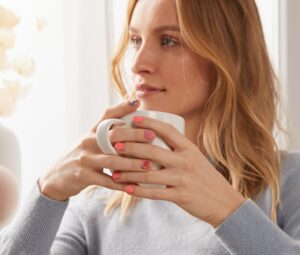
[87,170,136,191]
[114,142,182,168]
[109,127,156,145]
[78,153,153,172]
[132,115,190,151]
[112,168,179,187]
[80,133,102,153]
[123,184,177,202]
[91,99,140,133]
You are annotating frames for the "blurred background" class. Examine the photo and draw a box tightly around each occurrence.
[0,0,299,227]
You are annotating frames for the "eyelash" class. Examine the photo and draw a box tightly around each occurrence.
[129,35,180,49]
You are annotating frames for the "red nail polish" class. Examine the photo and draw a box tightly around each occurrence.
[112,171,121,180]
[133,116,144,123]
[141,160,151,170]
[125,185,135,194]
[144,130,155,140]
[115,143,125,151]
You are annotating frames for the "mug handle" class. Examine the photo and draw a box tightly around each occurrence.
[96,118,126,155]
[96,118,166,189]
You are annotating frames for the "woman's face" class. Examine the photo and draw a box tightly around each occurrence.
[129,0,212,117]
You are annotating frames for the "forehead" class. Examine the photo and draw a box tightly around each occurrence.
[130,0,179,30]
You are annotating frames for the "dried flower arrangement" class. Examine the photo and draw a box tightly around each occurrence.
[0,5,47,117]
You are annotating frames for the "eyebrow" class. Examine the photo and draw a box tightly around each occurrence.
[129,25,180,34]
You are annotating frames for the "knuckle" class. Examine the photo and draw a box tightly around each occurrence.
[79,136,92,150]
[75,152,89,166]
[148,147,155,159]
[103,108,113,116]
[181,158,192,169]
[101,154,114,168]
[179,195,189,204]
[180,175,190,186]
[166,122,175,130]
[103,107,116,119]
[177,190,191,204]
[74,167,86,180]
[144,171,152,182]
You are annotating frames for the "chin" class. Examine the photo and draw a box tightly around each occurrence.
[139,103,173,114]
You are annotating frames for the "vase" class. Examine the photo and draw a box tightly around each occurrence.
[0,121,21,228]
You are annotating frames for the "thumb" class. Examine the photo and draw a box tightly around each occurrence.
[91,99,140,132]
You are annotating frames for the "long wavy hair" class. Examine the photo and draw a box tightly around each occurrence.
[87,0,287,224]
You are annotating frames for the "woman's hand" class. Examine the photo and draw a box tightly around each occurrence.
[39,99,156,201]
[110,115,247,228]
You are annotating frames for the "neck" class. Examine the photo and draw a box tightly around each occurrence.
[182,110,203,147]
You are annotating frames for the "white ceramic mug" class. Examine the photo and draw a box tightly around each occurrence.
[96,109,185,189]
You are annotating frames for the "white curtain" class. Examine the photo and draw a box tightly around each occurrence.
[3,0,68,207]
[3,0,119,208]
[61,0,114,145]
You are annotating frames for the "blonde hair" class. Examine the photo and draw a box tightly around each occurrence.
[89,0,287,224]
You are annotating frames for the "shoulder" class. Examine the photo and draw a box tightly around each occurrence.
[278,151,300,214]
[280,151,300,189]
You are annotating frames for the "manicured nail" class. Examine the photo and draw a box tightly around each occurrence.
[141,160,151,170]
[144,130,156,140]
[129,99,140,107]
[114,142,125,151]
[125,185,135,194]
[112,171,121,180]
[133,116,144,123]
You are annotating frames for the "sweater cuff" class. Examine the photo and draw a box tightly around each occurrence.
[214,199,283,254]
[3,180,69,254]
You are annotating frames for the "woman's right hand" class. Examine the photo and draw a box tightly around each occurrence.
[38,99,152,201]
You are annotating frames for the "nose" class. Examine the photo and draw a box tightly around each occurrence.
[130,41,157,75]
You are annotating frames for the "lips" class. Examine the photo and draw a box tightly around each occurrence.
[136,84,166,91]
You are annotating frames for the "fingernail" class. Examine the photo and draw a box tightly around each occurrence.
[114,142,125,151]
[144,130,156,140]
[141,160,151,170]
[112,171,121,180]
[129,99,140,107]
[125,185,135,194]
[133,116,144,123]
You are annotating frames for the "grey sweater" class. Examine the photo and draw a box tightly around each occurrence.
[1,152,300,255]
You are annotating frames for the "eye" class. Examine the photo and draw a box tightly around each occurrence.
[161,36,179,48]
[129,36,142,47]
[129,35,180,49]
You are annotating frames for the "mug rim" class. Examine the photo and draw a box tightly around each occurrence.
[133,109,185,122]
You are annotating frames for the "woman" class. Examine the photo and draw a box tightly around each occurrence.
[1,0,300,254]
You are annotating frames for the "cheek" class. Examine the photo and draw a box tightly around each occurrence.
[169,57,211,111]
[168,57,211,97]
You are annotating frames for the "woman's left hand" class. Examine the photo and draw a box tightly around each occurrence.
[111,115,246,228]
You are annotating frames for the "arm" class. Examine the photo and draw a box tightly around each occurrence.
[0,99,143,254]
[214,153,300,255]
[0,181,87,255]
